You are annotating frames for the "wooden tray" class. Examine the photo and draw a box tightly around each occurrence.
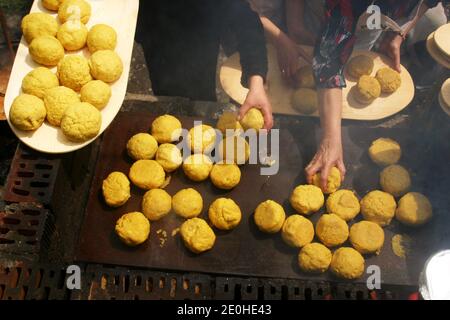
[76,110,443,286]
[427,32,450,69]
[220,46,415,120]
[3,0,139,154]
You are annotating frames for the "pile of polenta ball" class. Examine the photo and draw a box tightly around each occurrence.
[9,0,123,143]
[252,137,432,280]
[103,109,266,254]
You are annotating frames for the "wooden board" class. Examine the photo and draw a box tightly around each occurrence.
[76,110,445,286]
[220,46,415,121]
[433,23,450,58]
[3,0,139,154]
[427,32,450,69]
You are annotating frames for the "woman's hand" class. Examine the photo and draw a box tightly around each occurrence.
[276,33,303,84]
[239,75,274,130]
[305,137,346,192]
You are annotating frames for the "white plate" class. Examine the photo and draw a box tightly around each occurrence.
[4,0,139,154]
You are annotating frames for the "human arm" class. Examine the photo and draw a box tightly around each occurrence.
[286,0,317,46]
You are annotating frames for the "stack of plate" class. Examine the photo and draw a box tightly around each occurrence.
[439,78,450,116]
[427,23,450,69]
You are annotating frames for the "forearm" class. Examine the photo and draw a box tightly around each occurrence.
[402,2,431,36]
[318,88,343,142]
[259,16,283,45]
[286,0,316,45]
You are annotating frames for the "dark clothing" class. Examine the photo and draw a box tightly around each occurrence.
[313,0,445,89]
[136,0,268,101]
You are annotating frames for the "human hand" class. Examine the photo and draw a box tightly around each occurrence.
[381,34,404,73]
[276,33,303,85]
[305,137,346,192]
[239,75,274,130]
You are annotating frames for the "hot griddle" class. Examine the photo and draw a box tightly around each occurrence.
[76,110,446,286]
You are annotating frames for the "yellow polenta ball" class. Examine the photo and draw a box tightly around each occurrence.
[102,171,130,207]
[180,218,216,254]
[126,133,158,161]
[292,88,318,115]
[44,86,80,126]
[89,50,123,83]
[281,215,314,248]
[57,55,92,91]
[42,0,64,11]
[21,12,58,43]
[9,94,46,131]
[369,138,401,166]
[182,154,213,182]
[61,102,101,142]
[349,221,385,255]
[129,160,165,190]
[217,136,250,165]
[172,188,203,219]
[22,67,59,99]
[298,243,332,273]
[210,164,241,190]
[326,190,360,221]
[330,247,365,280]
[142,189,172,221]
[151,115,182,143]
[254,200,286,234]
[316,214,349,248]
[290,185,324,215]
[155,143,183,173]
[87,24,117,53]
[188,124,217,153]
[380,165,411,197]
[57,21,88,51]
[360,190,396,227]
[312,166,342,194]
[376,67,401,93]
[58,0,91,24]
[354,75,381,104]
[208,198,242,231]
[216,111,243,134]
[115,212,150,246]
[346,55,374,79]
[396,192,432,226]
[294,65,315,89]
[29,36,64,67]
[80,80,111,109]
[240,107,264,132]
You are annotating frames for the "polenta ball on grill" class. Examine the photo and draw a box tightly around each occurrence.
[376,67,401,94]
[380,164,411,197]
[44,86,80,126]
[216,111,243,134]
[360,190,397,227]
[290,185,324,215]
[291,88,318,115]
[21,12,58,43]
[298,243,332,273]
[129,160,165,190]
[60,102,101,142]
[172,188,203,219]
[182,154,213,182]
[29,36,64,67]
[156,143,183,173]
[346,55,374,79]
[127,133,158,161]
[396,192,432,226]
[58,0,92,24]
[312,166,342,194]
[180,218,216,254]
[87,24,118,53]
[240,108,264,132]
[151,115,182,144]
[188,124,217,154]
[57,21,88,51]
[369,138,401,167]
[22,67,59,99]
[349,221,385,255]
[80,80,112,110]
[315,214,349,248]
[326,190,360,221]
[210,164,241,190]
[89,50,124,83]
[9,94,46,131]
[102,171,131,208]
[217,135,250,165]
[115,212,150,246]
[142,189,172,221]
[281,215,314,248]
[330,247,365,280]
[42,0,64,11]
[254,200,286,234]
[208,198,242,231]
[57,55,92,91]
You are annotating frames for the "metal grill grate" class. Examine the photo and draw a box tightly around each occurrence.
[4,145,60,205]
[0,203,51,257]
